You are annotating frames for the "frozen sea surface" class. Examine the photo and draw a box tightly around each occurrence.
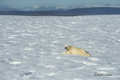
[0,15,120,80]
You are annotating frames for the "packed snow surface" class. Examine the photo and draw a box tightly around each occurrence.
[0,15,120,80]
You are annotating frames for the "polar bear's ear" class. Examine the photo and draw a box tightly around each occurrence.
[64,45,69,47]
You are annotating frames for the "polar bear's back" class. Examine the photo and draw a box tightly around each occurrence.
[71,47,91,57]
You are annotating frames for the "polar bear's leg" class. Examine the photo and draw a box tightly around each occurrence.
[62,51,72,55]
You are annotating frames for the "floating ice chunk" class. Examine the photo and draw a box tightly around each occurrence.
[51,40,59,43]
[48,72,56,76]
[1,44,9,46]
[67,66,85,71]
[6,27,14,30]
[28,42,37,46]
[115,29,120,33]
[89,57,100,61]
[8,36,15,39]
[90,27,101,31]
[23,56,27,59]
[70,22,77,24]
[23,47,33,51]
[21,33,33,36]
[7,35,17,39]
[8,41,17,43]
[10,61,21,65]
[98,67,115,70]
[95,71,108,74]
[55,57,61,59]
[82,61,97,66]
[6,53,10,54]
[45,65,55,68]
[73,79,82,80]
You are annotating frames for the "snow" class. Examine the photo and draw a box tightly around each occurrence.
[0,15,120,80]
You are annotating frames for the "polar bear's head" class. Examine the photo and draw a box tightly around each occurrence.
[64,45,72,51]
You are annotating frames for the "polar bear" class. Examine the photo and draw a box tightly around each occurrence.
[62,45,91,57]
